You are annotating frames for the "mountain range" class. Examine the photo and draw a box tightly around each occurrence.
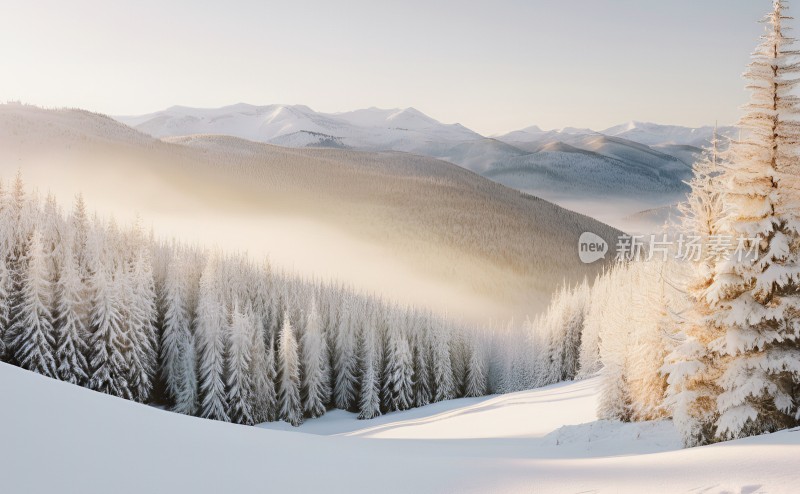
[1,103,621,321]
[116,104,737,230]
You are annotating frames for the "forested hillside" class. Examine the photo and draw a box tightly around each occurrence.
[0,104,620,320]
[0,175,496,424]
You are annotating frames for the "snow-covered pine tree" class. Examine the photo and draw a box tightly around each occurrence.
[0,252,9,361]
[87,231,131,399]
[663,130,729,446]
[0,179,7,361]
[334,294,360,410]
[248,266,274,424]
[226,301,255,425]
[263,333,279,422]
[596,264,635,421]
[41,194,63,285]
[561,280,589,381]
[577,272,610,378]
[300,297,330,418]
[160,253,198,414]
[53,233,90,385]
[411,311,432,408]
[278,311,303,426]
[383,311,414,411]
[0,181,11,361]
[358,307,382,420]
[8,229,57,378]
[124,243,159,403]
[464,331,487,398]
[431,315,455,402]
[195,257,230,422]
[705,0,800,440]
[71,194,91,288]
[626,261,672,422]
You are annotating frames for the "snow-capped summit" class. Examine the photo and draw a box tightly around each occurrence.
[116,104,479,148]
[600,121,736,147]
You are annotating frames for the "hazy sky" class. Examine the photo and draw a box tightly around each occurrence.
[0,0,783,134]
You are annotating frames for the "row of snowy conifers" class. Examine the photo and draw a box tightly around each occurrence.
[0,177,489,426]
[507,1,800,448]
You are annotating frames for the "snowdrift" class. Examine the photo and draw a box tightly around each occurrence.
[3,362,799,494]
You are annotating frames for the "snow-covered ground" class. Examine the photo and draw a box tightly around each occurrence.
[3,362,799,493]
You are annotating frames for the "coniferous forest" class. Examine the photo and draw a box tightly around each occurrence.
[0,177,492,426]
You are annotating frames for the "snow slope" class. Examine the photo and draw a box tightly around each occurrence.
[3,361,799,494]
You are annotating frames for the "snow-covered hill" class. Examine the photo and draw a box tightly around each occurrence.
[4,361,797,494]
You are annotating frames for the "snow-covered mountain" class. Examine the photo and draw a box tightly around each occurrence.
[117,103,480,151]
[599,121,737,148]
[116,104,735,231]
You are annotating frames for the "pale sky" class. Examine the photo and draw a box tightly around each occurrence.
[0,0,781,135]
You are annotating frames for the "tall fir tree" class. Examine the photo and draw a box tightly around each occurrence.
[124,244,159,403]
[705,0,800,440]
[263,333,279,422]
[160,254,198,414]
[412,312,432,408]
[0,241,10,361]
[248,264,275,423]
[53,236,90,385]
[87,232,131,399]
[226,301,255,425]
[431,316,455,402]
[384,312,414,412]
[664,132,729,446]
[195,257,230,422]
[278,311,303,426]
[464,332,487,398]
[301,298,331,418]
[9,229,57,378]
[334,295,359,410]
[358,307,382,420]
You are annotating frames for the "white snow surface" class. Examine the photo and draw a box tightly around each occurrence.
[3,362,799,493]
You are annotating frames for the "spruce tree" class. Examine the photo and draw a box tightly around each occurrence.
[358,307,382,420]
[384,312,414,411]
[195,257,230,422]
[431,315,454,402]
[464,332,487,398]
[0,251,10,362]
[53,237,90,385]
[706,0,800,440]
[9,229,57,378]
[412,312,432,407]
[301,298,330,418]
[278,311,303,426]
[334,295,359,410]
[124,245,159,403]
[248,264,275,423]
[263,333,279,421]
[664,131,729,446]
[226,301,255,425]
[160,254,198,414]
